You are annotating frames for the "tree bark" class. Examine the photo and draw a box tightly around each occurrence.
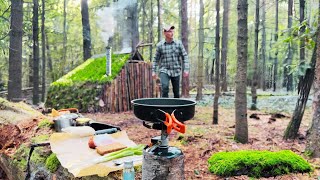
[273,0,279,92]
[250,0,259,110]
[8,0,23,101]
[284,41,317,140]
[235,0,248,144]
[220,0,229,92]
[305,1,320,157]
[41,0,46,102]
[181,0,190,98]
[141,0,146,54]
[149,0,154,61]
[283,0,294,91]
[213,0,220,124]
[81,0,92,60]
[300,0,305,64]
[196,0,204,101]
[260,0,266,91]
[131,2,139,52]
[142,150,184,180]
[45,34,54,82]
[33,0,40,105]
[157,0,162,42]
[62,0,67,75]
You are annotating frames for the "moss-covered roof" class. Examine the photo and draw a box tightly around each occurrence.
[46,54,130,112]
[51,54,130,87]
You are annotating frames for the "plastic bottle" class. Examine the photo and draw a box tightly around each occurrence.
[123,160,135,180]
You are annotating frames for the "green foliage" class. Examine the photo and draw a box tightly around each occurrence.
[12,144,30,170]
[31,134,50,143]
[45,153,60,173]
[208,150,312,178]
[45,54,129,112]
[38,119,53,129]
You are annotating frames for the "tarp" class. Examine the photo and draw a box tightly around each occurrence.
[49,131,142,177]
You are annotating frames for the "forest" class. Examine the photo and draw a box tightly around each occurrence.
[1,0,320,179]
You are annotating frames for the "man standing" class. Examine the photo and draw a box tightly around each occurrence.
[152,25,189,98]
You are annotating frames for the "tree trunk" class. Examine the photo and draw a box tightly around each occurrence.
[181,0,190,98]
[28,54,33,87]
[284,41,317,140]
[81,0,92,61]
[141,0,146,55]
[131,2,139,52]
[260,0,266,91]
[235,0,248,144]
[220,0,229,92]
[41,0,46,102]
[305,1,320,157]
[300,0,305,64]
[46,34,54,82]
[273,0,279,92]
[149,0,154,61]
[196,0,204,101]
[8,0,23,101]
[250,0,259,110]
[157,0,162,42]
[283,0,294,91]
[33,0,40,105]
[213,0,220,124]
[62,0,67,75]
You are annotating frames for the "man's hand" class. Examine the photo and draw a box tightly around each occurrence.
[183,72,189,77]
[152,72,158,79]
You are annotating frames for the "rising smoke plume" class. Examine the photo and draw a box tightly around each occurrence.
[96,0,137,53]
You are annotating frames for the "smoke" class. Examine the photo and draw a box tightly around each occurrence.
[96,0,137,53]
[96,8,116,46]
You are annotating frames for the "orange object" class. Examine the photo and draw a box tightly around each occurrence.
[171,112,186,133]
[58,108,79,113]
[164,113,173,134]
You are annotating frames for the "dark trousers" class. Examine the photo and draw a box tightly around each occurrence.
[159,72,180,98]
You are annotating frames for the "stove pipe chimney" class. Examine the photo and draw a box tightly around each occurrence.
[106,46,112,76]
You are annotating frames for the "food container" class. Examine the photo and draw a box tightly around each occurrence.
[53,117,72,132]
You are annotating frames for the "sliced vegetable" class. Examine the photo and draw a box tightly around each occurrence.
[95,144,145,164]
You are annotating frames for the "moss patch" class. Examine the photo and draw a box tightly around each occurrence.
[45,153,60,173]
[45,54,129,112]
[208,150,312,178]
[12,144,30,170]
[31,134,50,143]
[38,119,53,129]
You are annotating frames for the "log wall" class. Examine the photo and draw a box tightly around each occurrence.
[100,61,161,113]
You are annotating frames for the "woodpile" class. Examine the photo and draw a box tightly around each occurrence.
[100,61,161,113]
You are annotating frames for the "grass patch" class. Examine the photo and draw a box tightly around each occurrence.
[208,150,312,178]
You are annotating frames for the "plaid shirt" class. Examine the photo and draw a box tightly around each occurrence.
[152,39,189,77]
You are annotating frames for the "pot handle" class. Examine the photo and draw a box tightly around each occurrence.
[164,113,173,134]
[171,112,186,133]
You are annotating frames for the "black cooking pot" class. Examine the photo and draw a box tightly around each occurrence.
[131,98,196,122]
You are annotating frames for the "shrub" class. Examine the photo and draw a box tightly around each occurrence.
[208,150,312,178]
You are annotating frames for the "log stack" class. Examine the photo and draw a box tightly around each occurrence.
[100,61,160,113]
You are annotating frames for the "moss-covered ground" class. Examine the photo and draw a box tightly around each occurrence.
[208,150,312,178]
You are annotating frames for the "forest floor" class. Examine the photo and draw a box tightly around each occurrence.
[1,94,320,179]
[84,95,320,180]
